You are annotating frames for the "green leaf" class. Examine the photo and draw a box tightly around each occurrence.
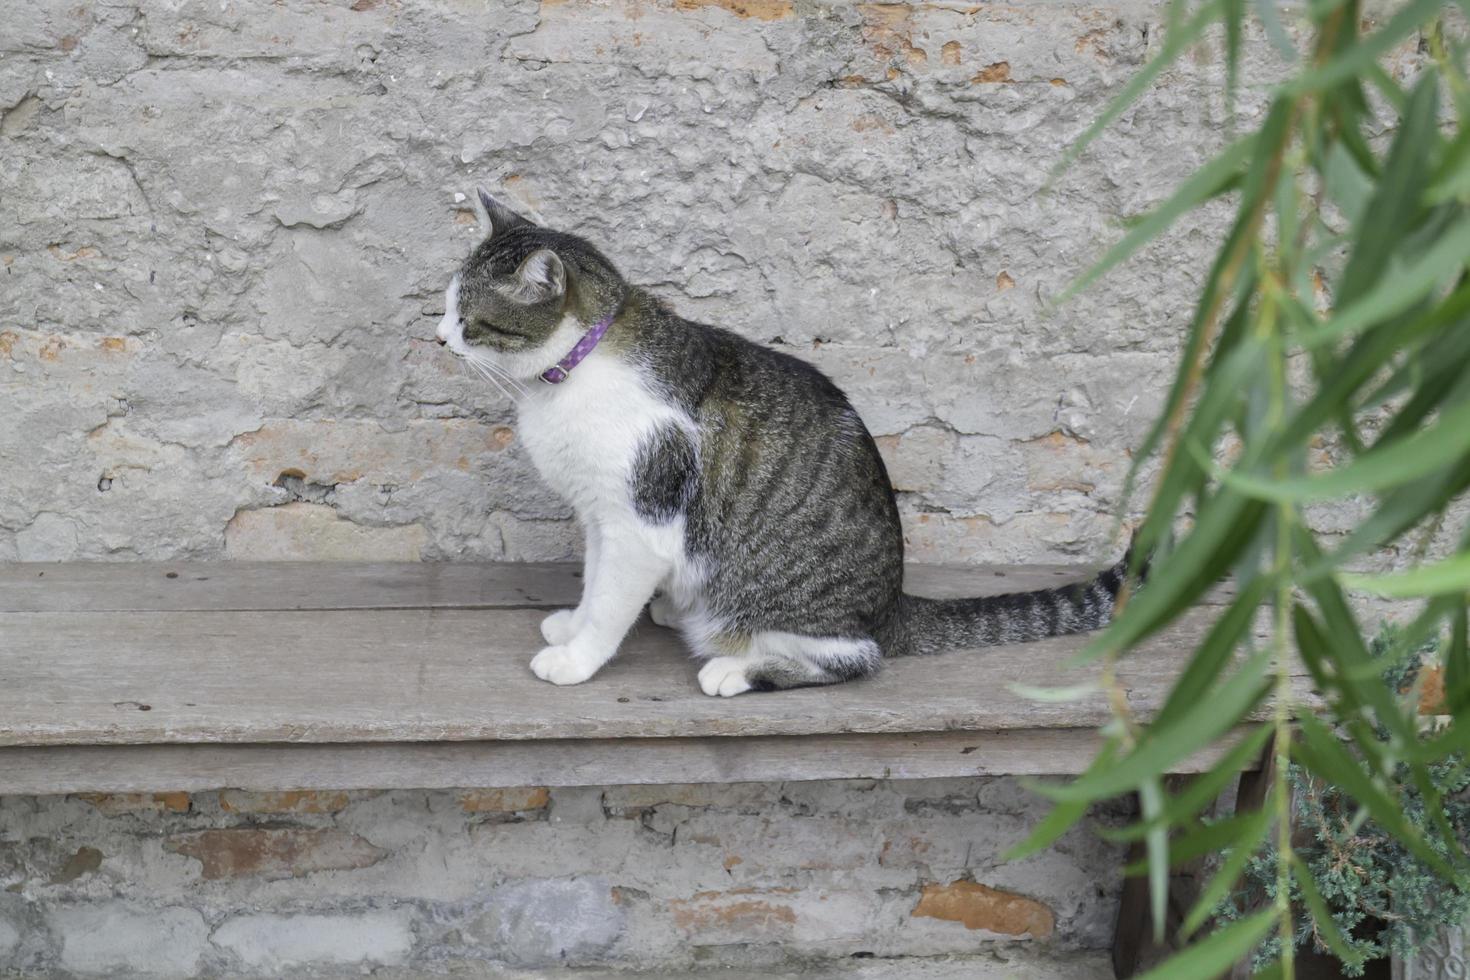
[1344,553,1470,597]
[1162,810,1275,870]
[1214,395,1470,502]
[1151,575,1274,731]
[1079,490,1266,663]
[1180,870,1276,948]
[1050,0,1223,179]
[1102,725,1275,843]
[1006,743,1119,860]
[1056,135,1254,304]
[1334,75,1441,308]
[1293,855,1367,970]
[1298,215,1470,351]
[1008,681,1101,702]
[1445,602,1469,715]
[1037,649,1271,802]
[1284,0,1449,96]
[1253,0,1299,61]
[1182,810,1272,936]
[1141,778,1170,943]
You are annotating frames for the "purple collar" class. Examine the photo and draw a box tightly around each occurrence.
[539,312,615,385]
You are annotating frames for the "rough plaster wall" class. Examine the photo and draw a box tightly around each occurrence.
[0,779,1130,976]
[0,0,1352,564]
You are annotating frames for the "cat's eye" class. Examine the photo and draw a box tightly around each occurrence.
[468,319,525,340]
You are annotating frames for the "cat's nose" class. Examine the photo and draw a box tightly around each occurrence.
[434,336,447,346]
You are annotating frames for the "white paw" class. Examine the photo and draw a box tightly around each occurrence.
[649,594,678,629]
[540,609,579,645]
[530,645,600,686]
[698,657,754,698]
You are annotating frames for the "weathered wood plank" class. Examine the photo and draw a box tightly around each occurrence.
[0,561,583,613]
[0,560,1228,613]
[0,602,1287,748]
[0,728,1259,796]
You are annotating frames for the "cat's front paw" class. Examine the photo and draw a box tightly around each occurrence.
[540,609,579,645]
[697,656,754,698]
[530,645,601,686]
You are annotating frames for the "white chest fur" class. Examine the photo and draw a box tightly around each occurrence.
[515,352,686,520]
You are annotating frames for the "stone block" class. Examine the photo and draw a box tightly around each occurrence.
[470,877,624,966]
[48,904,208,978]
[211,910,413,970]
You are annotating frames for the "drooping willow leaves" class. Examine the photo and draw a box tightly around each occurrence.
[1016,0,1470,974]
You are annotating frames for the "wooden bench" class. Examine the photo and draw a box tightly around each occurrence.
[0,561,1274,797]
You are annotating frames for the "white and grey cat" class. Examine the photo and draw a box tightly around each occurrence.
[434,189,1137,697]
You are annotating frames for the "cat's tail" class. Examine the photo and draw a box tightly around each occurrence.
[895,539,1149,656]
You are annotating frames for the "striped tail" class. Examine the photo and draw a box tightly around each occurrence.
[897,547,1146,656]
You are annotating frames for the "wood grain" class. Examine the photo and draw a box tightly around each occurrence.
[0,603,1287,747]
[0,560,1229,613]
[0,561,1275,794]
[0,729,1260,795]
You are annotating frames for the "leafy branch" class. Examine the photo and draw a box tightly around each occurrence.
[1016,0,1470,975]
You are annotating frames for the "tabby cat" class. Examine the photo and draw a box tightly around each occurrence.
[433,189,1135,696]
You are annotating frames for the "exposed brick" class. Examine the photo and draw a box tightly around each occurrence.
[164,828,386,880]
[457,787,550,813]
[1419,664,1446,715]
[76,791,190,815]
[673,0,793,19]
[972,60,1012,83]
[911,880,1055,938]
[670,887,799,941]
[219,789,354,814]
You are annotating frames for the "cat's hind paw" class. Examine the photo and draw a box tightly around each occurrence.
[540,609,578,645]
[530,645,601,686]
[697,656,754,698]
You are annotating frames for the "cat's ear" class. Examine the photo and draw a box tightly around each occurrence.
[512,249,565,302]
[474,186,532,239]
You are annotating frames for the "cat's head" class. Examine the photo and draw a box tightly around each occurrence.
[434,189,625,380]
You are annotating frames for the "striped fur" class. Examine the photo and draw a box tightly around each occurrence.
[891,550,1144,656]
[435,190,1145,695]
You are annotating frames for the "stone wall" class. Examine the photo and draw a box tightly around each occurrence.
[0,0,1289,566]
[1,779,1127,977]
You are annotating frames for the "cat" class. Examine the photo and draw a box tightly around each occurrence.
[433,188,1138,696]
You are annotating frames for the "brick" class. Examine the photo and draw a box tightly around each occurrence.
[164,828,386,880]
[211,911,412,970]
[218,789,354,814]
[911,880,1055,938]
[1419,664,1446,715]
[456,786,550,813]
[75,791,189,815]
[670,887,798,941]
[602,782,779,812]
[673,0,794,19]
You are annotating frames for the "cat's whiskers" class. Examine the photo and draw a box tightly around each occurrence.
[466,351,530,398]
[462,353,523,403]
